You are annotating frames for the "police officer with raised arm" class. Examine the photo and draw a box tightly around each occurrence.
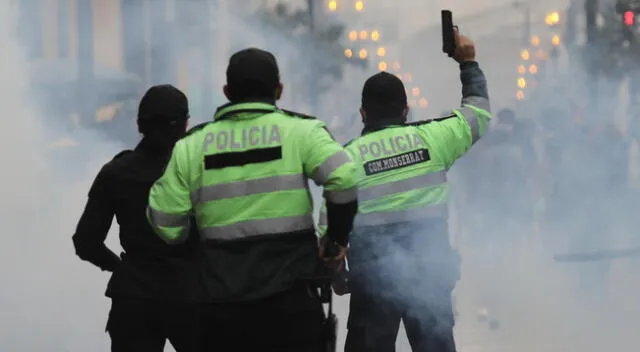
[146,48,358,351]
[318,30,491,352]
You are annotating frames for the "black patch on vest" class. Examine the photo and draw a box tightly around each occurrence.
[363,149,430,175]
[204,146,282,169]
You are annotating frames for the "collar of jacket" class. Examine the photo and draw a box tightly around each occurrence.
[214,100,277,121]
[361,122,404,136]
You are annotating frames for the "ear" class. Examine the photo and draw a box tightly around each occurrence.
[223,85,231,101]
[275,83,283,100]
[359,107,366,123]
[402,105,409,122]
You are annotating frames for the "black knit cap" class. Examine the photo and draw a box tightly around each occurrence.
[137,84,189,125]
[226,48,280,100]
[361,72,408,117]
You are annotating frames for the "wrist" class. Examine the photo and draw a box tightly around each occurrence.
[459,60,478,69]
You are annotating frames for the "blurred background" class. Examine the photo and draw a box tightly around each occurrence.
[6,0,640,351]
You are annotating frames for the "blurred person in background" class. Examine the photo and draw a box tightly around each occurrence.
[318,30,491,352]
[72,85,200,352]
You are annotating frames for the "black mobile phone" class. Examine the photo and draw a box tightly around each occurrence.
[441,10,456,57]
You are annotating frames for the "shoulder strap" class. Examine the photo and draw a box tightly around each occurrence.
[279,108,317,120]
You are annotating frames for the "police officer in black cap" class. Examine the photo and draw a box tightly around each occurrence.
[72,84,200,352]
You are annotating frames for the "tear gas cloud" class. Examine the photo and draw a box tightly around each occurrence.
[3,0,640,351]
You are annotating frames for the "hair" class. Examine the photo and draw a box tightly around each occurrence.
[364,103,406,123]
[227,79,277,103]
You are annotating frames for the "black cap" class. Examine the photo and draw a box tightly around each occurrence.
[361,72,407,114]
[137,84,189,125]
[226,48,280,96]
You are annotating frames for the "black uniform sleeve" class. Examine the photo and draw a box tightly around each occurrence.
[72,166,121,272]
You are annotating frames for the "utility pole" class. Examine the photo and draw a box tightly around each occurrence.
[307,0,318,115]
[77,0,94,128]
[585,0,598,114]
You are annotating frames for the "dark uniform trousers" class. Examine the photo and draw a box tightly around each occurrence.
[344,222,458,352]
[198,284,326,352]
[106,297,201,352]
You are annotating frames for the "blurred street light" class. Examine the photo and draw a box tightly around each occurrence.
[531,35,540,46]
[392,61,400,70]
[517,77,526,89]
[345,48,353,58]
[378,61,387,71]
[551,35,560,46]
[328,0,337,11]
[545,11,560,26]
[412,87,420,96]
[359,30,368,40]
[376,47,386,57]
[371,30,380,41]
[521,49,530,60]
[358,49,367,59]
[355,1,364,11]
[518,64,526,74]
[528,64,538,74]
[419,98,428,108]
[516,90,525,100]
[348,31,357,40]
[535,49,548,60]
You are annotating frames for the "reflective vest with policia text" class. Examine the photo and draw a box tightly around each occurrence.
[318,97,491,234]
[146,102,358,301]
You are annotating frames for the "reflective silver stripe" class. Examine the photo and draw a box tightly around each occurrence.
[191,174,308,204]
[318,210,327,226]
[354,204,448,227]
[462,96,490,111]
[358,172,446,202]
[310,150,351,185]
[200,214,315,240]
[147,207,190,228]
[324,186,358,204]
[457,106,480,143]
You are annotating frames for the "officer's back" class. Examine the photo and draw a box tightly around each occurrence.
[73,86,198,300]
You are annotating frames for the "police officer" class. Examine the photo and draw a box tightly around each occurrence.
[146,48,358,351]
[318,31,491,352]
[72,85,200,352]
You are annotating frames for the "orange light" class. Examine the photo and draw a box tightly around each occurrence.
[378,61,387,71]
[344,49,353,58]
[518,65,526,74]
[529,64,538,74]
[376,47,386,57]
[531,35,540,46]
[516,90,525,100]
[521,49,530,60]
[348,31,357,41]
[517,77,526,89]
[412,87,420,96]
[358,49,367,59]
[359,30,368,40]
[419,98,428,108]
[371,30,380,41]
[552,35,560,46]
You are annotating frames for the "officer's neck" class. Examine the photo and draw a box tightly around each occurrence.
[362,118,405,135]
